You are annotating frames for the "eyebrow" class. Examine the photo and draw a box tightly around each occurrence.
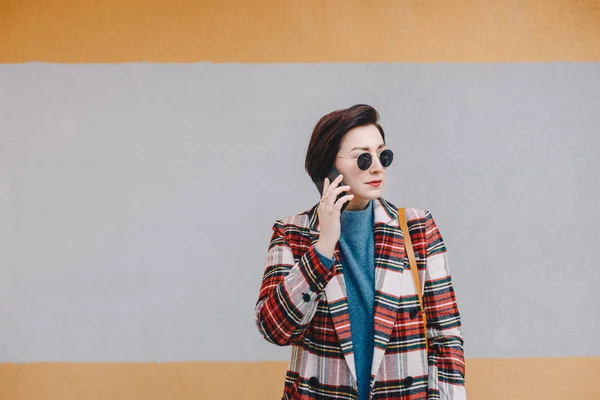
[350,144,386,152]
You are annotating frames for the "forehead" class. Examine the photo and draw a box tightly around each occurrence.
[339,125,384,152]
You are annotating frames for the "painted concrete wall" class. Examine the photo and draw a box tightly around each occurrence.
[1,1,599,399]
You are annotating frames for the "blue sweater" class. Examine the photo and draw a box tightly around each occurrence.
[315,200,375,400]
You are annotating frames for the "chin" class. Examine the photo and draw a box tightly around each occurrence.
[356,190,381,201]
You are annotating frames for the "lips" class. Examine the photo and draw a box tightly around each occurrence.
[367,180,382,187]
[366,180,382,184]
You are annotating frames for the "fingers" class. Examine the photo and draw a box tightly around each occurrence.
[325,186,351,207]
[333,174,344,186]
[331,185,351,197]
[334,194,354,209]
[321,175,348,207]
[323,177,330,194]
[323,175,344,195]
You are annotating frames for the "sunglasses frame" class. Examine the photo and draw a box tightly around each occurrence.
[336,148,394,171]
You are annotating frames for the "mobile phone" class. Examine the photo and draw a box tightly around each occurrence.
[314,166,350,213]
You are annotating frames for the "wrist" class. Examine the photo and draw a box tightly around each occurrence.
[315,240,336,259]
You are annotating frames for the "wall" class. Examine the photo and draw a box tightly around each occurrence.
[1,1,599,399]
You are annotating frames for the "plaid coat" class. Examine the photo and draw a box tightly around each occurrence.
[255,198,466,399]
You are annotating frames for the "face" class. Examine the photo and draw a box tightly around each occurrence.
[334,124,388,211]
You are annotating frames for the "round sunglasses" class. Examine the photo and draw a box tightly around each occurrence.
[336,149,394,171]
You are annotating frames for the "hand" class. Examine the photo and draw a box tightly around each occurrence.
[314,174,353,258]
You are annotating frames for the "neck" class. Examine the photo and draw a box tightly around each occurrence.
[345,198,371,211]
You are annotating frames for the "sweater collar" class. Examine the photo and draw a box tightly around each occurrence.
[308,197,398,234]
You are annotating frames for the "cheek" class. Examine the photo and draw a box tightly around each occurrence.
[345,175,365,192]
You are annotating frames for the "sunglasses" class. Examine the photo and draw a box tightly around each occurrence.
[336,149,394,171]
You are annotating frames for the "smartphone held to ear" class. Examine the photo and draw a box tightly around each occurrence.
[314,166,350,213]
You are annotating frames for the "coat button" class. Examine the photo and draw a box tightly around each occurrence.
[410,307,419,319]
[309,377,319,387]
[403,376,414,388]
[302,293,311,302]
[414,251,420,259]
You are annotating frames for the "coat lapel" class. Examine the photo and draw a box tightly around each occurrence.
[369,199,407,379]
[309,207,357,381]
[307,198,406,382]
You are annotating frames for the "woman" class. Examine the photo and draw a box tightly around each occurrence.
[255,104,466,400]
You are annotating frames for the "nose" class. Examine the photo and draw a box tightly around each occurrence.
[369,153,384,174]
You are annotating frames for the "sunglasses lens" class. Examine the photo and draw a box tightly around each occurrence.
[357,153,372,170]
[379,149,394,167]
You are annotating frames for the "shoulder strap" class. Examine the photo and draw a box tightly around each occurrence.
[398,207,429,351]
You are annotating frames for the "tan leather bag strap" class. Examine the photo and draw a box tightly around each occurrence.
[398,208,429,351]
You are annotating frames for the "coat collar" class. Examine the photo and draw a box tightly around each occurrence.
[307,197,399,234]
[306,197,406,382]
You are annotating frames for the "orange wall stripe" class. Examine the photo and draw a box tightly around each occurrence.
[1,0,599,63]
[1,358,598,399]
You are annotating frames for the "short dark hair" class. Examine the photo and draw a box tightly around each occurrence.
[305,104,385,183]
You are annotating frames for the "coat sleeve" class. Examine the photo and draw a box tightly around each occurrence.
[254,219,335,346]
[423,210,467,399]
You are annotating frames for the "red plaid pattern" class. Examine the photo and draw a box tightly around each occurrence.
[255,198,466,399]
